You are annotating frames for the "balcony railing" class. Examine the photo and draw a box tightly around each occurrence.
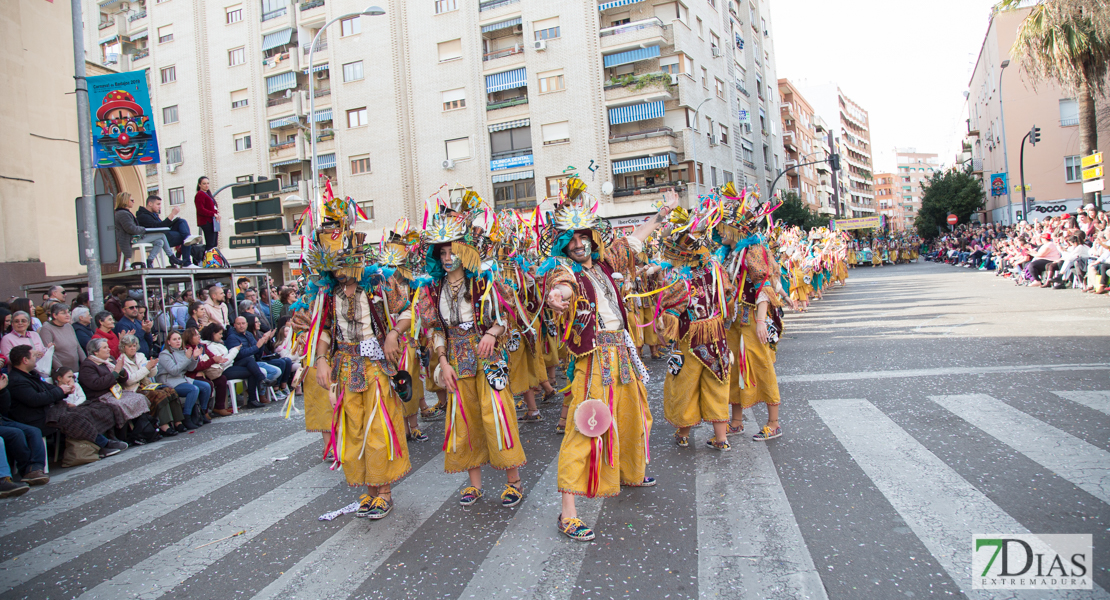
[267,96,294,107]
[262,7,287,21]
[613,183,682,198]
[132,50,149,61]
[479,0,519,11]
[599,17,664,37]
[315,132,335,142]
[270,140,296,150]
[483,43,524,61]
[735,82,749,97]
[282,183,300,192]
[486,96,528,111]
[609,126,675,144]
[303,40,327,54]
[1060,117,1079,127]
[98,21,112,30]
[300,0,325,11]
[313,87,331,98]
[743,159,755,169]
[128,10,147,21]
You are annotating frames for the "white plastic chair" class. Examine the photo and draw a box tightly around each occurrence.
[225,379,244,414]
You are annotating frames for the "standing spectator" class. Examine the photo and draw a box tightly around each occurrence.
[92,311,127,359]
[194,176,220,251]
[113,192,178,269]
[157,331,211,429]
[72,307,95,352]
[70,292,89,312]
[37,304,86,373]
[0,373,50,489]
[198,284,229,328]
[272,287,296,323]
[136,195,204,266]
[0,312,46,369]
[39,286,66,322]
[9,299,41,332]
[104,285,129,322]
[114,297,155,357]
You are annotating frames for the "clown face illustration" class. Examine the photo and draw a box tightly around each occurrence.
[95,90,155,166]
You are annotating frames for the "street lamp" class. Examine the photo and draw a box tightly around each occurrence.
[688,97,712,199]
[998,59,1014,224]
[309,6,385,226]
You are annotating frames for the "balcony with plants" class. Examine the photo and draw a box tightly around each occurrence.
[481,20,525,70]
[603,71,676,103]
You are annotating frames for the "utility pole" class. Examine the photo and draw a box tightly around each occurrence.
[72,0,103,312]
[829,133,841,218]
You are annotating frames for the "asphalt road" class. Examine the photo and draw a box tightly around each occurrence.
[1,261,1108,600]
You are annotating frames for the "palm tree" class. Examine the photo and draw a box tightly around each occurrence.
[1001,0,1110,205]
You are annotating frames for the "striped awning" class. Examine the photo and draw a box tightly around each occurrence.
[99,35,119,45]
[612,154,671,174]
[492,170,534,183]
[488,118,529,132]
[128,29,148,41]
[266,71,298,94]
[262,28,294,51]
[271,158,303,167]
[99,0,124,7]
[481,17,521,33]
[486,68,527,93]
[317,153,337,169]
[598,0,644,10]
[603,45,660,68]
[268,115,298,129]
[312,108,332,122]
[303,63,329,74]
[608,100,664,125]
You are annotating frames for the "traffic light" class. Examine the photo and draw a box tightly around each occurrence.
[829,153,841,171]
[1030,125,1041,146]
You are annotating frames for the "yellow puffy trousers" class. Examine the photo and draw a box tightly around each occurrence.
[443,375,527,474]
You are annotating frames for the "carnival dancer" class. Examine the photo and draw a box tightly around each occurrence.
[543,181,674,541]
[734,238,786,441]
[416,203,527,509]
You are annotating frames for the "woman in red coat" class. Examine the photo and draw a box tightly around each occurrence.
[194,176,220,251]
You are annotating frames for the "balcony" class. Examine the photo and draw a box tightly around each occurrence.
[743,159,755,170]
[300,0,325,12]
[267,91,302,116]
[128,10,146,22]
[603,72,676,103]
[98,20,113,30]
[486,95,528,111]
[613,183,683,199]
[609,127,682,157]
[262,7,287,21]
[269,136,304,163]
[313,87,332,99]
[1060,117,1079,127]
[483,43,524,63]
[735,81,749,97]
[599,17,667,50]
[303,40,327,55]
[479,0,520,12]
[281,181,310,208]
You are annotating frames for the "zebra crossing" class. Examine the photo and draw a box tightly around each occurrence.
[0,384,1106,600]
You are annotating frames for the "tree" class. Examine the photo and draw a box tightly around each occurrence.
[773,191,829,230]
[914,168,985,239]
[1002,0,1110,206]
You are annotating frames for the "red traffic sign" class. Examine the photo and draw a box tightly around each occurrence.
[947,214,958,225]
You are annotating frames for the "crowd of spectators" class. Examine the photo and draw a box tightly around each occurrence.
[923,203,1110,293]
[0,277,302,498]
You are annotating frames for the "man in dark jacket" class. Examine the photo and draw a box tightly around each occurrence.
[0,371,49,487]
[136,195,203,266]
[114,298,155,356]
[225,316,286,402]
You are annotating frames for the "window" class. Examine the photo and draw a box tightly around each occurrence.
[1065,155,1081,182]
[660,56,679,75]
[723,170,733,184]
[696,16,703,38]
[435,0,457,13]
[236,175,253,183]
[1059,98,1079,127]
[347,107,368,127]
[546,174,575,198]
[168,187,185,206]
[163,105,179,124]
[493,180,536,207]
[226,5,242,23]
[157,24,173,43]
[711,32,720,52]
[357,200,375,220]
[537,69,564,93]
[442,88,466,110]
[701,67,708,89]
[229,47,245,66]
[438,39,462,62]
[541,121,570,145]
[342,61,364,82]
[350,156,371,175]
[489,127,532,154]
[234,133,252,151]
[534,17,560,41]
[711,166,717,186]
[230,88,249,109]
[683,54,695,75]
[446,137,471,160]
[165,145,182,164]
[340,16,361,37]
[160,65,176,83]
[715,77,725,98]
[677,2,688,23]
[719,124,728,145]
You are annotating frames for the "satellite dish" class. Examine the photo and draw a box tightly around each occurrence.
[601,181,614,195]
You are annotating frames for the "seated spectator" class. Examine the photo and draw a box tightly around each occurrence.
[182,328,233,417]
[235,277,251,303]
[119,334,184,436]
[1,311,47,370]
[70,292,89,312]
[169,291,193,330]
[200,323,261,409]
[0,436,30,498]
[92,311,125,359]
[0,308,10,337]
[0,371,49,490]
[72,306,95,352]
[80,338,153,431]
[157,331,212,429]
[186,300,204,330]
[214,320,272,408]
[114,297,155,357]
[273,287,297,322]
[238,299,271,334]
[39,285,66,322]
[6,346,127,459]
[38,303,86,373]
[9,298,41,332]
[135,194,203,266]
[104,286,128,322]
[113,191,180,269]
[227,316,289,400]
[272,316,301,369]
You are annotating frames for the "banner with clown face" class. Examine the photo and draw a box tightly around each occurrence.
[88,71,160,168]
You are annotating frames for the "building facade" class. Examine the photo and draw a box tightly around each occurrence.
[799,82,875,218]
[777,78,822,213]
[893,148,939,230]
[965,3,1109,223]
[873,173,903,230]
[86,0,786,279]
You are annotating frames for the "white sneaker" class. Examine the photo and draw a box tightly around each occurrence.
[183,234,204,246]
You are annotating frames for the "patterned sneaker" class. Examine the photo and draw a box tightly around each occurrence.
[555,419,566,434]
[355,494,375,518]
[518,411,544,423]
[407,428,429,442]
[621,477,657,487]
[421,407,446,421]
[752,425,782,441]
[706,439,731,451]
[359,496,393,520]
[557,514,595,541]
[459,486,483,506]
[674,434,689,448]
[515,399,527,413]
[725,422,744,437]
[500,482,523,507]
[542,390,561,404]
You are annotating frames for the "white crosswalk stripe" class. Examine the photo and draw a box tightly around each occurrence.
[1053,390,1110,417]
[43,436,184,485]
[0,431,316,593]
[811,398,1108,600]
[931,394,1110,505]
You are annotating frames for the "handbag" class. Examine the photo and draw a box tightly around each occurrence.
[61,439,100,468]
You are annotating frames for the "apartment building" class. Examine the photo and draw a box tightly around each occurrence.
[893,148,939,229]
[799,82,875,218]
[777,78,822,213]
[873,173,905,230]
[965,2,1108,224]
[86,0,785,278]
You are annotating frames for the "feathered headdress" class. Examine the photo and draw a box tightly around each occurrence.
[540,175,612,262]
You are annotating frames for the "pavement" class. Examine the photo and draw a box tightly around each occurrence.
[1,261,1108,600]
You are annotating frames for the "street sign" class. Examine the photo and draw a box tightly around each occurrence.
[234,217,285,235]
[257,232,292,247]
[231,179,281,199]
[232,197,282,220]
[1083,166,1103,180]
[1084,180,1105,194]
[1081,152,1103,169]
[229,235,260,249]
[947,213,958,225]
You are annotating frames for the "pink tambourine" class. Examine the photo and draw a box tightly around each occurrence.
[574,399,613,438]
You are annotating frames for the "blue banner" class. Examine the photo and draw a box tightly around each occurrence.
[88,71,160,168]
[990,172,1007,197]
[491,154,534,171]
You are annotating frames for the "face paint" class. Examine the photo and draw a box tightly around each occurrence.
[580,239,592,254]
[443,256,460,272]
